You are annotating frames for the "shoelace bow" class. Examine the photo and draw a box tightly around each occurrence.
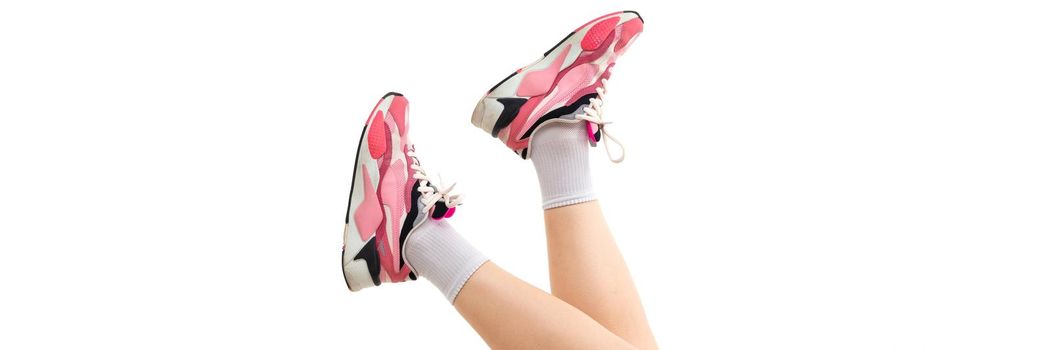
[406,147,463,211]
[573,76,625,163]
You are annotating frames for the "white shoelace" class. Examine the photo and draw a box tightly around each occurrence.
[407,147,463,210]
[573,77,625,163]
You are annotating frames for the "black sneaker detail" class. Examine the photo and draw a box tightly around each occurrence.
[353,236,382,286]
[520,93,598,139]
[492,98,528,137]
[430,201,449,219]
[520,148,528,159]
[398,181,423,269]
[544,32,576,57]
[382,91,403,98]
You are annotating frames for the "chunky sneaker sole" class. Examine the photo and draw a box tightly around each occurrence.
[471,11,644,159]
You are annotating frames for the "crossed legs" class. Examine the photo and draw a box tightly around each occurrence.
[430,122,657,349]
[444,201,657,350]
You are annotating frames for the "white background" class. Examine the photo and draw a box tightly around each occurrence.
[2,0,1049,349]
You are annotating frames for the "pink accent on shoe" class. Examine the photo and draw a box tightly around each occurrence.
[504,96,543,151]
[517,46,571,97]
[378,159,407,274]
[367,111,387,159]
[585,122,597,143]
[533,34,615,106]
[516,63,597,140]
[380,270,391,283]
[444,207,456,218]
[567,64,614,104]
[388,96,409,138]
[582,17,619,51]
[353,164,382,242]
[404,164,416,209]
[615,18,643,53]
[572,29,617,67]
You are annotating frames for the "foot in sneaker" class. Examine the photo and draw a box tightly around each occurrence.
[342,92,464,292]
[471,11,644,162]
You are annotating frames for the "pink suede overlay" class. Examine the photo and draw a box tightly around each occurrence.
[572,30,616,67]
[388,95,408,138]
[354,164,382,242]
[582,17,619,51]
[504,96,543,151]
[517,63,597,140]
[367,111,387,159]
[567,64,614,105]
[378,159,407,276]
[616,18,643,53]
[404,155,415,209]
[517,46,571,97]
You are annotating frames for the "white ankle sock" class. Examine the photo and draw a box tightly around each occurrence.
[403,219,488,303]
[529,122,595,209]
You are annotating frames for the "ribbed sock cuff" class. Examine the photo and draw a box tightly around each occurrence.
[529,122,596,209]
[403,220,488,303]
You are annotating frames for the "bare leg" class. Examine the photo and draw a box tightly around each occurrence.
[545,201,659,349]
[454,262,638,350]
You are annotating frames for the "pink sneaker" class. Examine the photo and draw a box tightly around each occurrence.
[343,92,462,292]
[471,11,644,162]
